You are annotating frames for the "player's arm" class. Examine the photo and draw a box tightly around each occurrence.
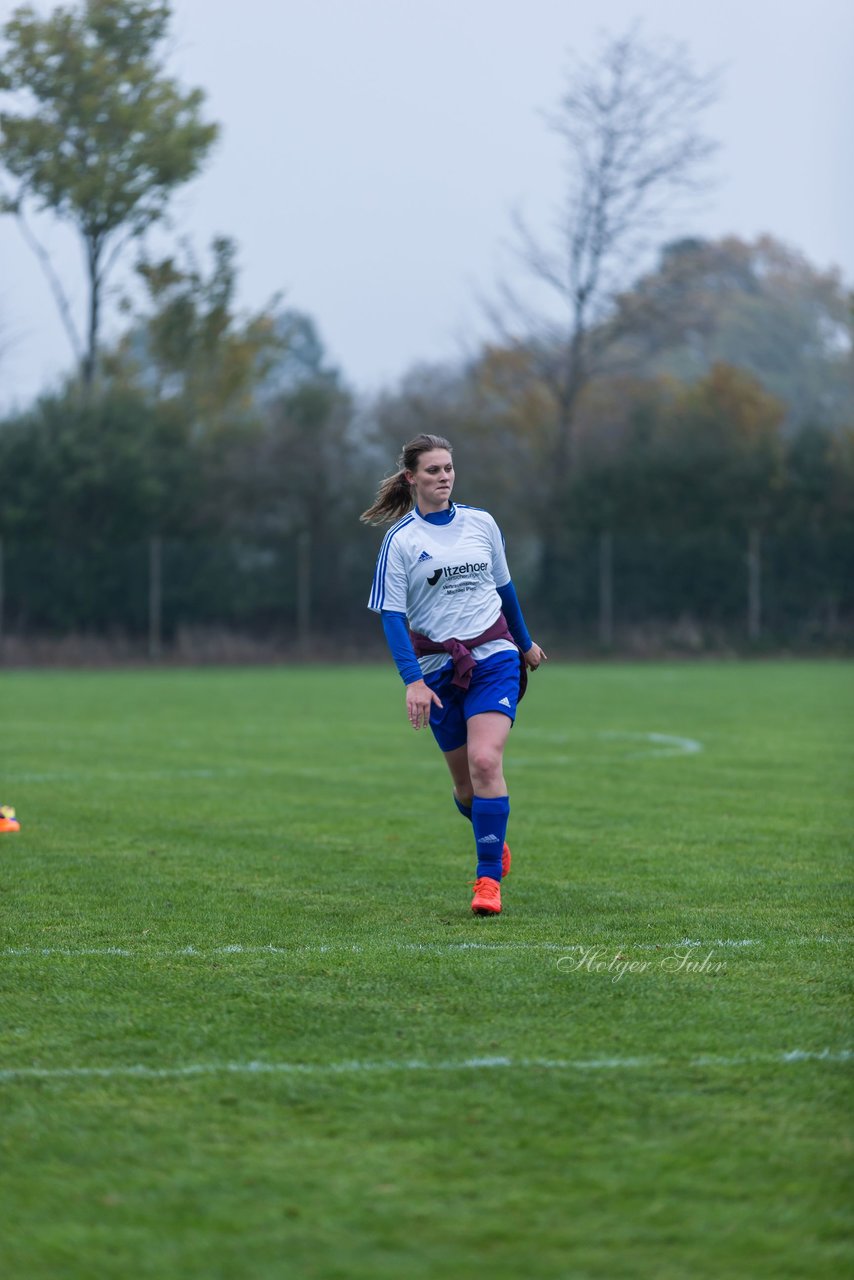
[489,508,546,672]
[497,581,547,670]
[380,610,422,685]
[380,610,444,729]
[496,580,532,652]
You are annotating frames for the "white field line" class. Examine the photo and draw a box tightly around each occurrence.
[0,1048,849,1085]
[1,937,846,960]
[8,730,704,784]
[5,767,251,783]
[600,730,703,758]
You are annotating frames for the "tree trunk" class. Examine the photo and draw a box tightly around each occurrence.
[83,238,102,391]
[552,319,587,485]
[536,330,586,605]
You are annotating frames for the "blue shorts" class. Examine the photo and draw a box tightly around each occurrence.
[425,650,522,753]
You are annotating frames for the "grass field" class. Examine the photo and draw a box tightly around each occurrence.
[0,660,851,1279]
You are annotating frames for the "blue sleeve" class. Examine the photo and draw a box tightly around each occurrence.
[381,610,424,685]
[497,580,532,653]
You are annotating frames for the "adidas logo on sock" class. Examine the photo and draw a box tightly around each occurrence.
[477,833,500,843]
[417,550,433,562]
[499,696,511,707]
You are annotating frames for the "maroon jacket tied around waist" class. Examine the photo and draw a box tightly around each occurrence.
[409,611,527,700]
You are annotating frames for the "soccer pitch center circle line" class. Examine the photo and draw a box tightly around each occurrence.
[0,1048,850,1086]
[513,730,703,760]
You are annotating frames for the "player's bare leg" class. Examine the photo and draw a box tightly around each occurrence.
[465,712,511,798]
[443,744,473,809]
[445,716,513,912]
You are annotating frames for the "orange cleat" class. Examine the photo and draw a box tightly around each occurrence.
[0,805,20,833]
[471,875,501,916]
[502,842,511,877]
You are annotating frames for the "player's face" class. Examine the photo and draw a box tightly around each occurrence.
[407,449,455,513]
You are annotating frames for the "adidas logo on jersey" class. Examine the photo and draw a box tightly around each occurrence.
[499,696,512,707]
[477,833,500,843]
[417,550,433,562]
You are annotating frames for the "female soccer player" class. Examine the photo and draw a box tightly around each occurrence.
[363,433,546,916]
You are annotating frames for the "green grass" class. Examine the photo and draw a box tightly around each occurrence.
[0,661,851,1279]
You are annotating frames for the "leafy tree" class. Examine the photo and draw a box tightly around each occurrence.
[255,310,340,403]
[610,235,854,429]
[0,386,198,545]
[105,235,297,550]
[250,358,363,626]
[769,423,854,631]
[109,235,283,428]
[652,364,785,531]
[0,383,203,633]
[0,0,219,389]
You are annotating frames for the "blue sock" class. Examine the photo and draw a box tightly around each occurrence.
[472,795,510,881]
[453,794,472,822]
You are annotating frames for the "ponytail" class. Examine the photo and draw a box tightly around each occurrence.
[360,469,413,526]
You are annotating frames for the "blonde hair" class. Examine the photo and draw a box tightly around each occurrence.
[360,433,453,525]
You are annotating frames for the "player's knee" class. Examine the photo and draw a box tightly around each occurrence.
[468,744,502,787]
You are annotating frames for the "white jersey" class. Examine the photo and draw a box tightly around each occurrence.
[368,503,516,676]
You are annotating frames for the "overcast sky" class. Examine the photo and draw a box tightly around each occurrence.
[1,0,852,411]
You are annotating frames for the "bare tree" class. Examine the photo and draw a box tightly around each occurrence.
[492,27,720,491]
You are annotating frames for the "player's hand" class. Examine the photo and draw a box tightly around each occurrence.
[523,643,548,671]
[405,679,443,730]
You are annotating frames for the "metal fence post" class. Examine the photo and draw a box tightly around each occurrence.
[297,530,311,653]
[747,528,761,642]
[149,535,162,660]
[599,529,613,647]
